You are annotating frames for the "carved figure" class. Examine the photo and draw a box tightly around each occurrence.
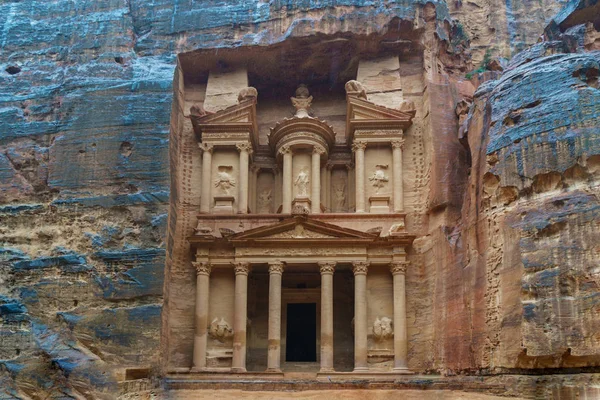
[369,164,389,193]
[373,317,393,341]
[214,165,236,195]
[388,221,405,236]
[209,317,233,342]
[190,103,214,117]
[294,167,310,197]
[258,189,272,213]
[344,80,368,100]
[333,184,346,210]
[237,86,258,103]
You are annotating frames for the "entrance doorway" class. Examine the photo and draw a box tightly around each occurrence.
[285,303,317,362]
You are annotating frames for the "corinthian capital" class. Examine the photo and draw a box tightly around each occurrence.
[352,261,369,275]
[278,145,292,156]
[232,262,251,275]
[268,261,285,275]
[391,139,405,150]
[193,261,212,276]
[200,143,214,153]
[352,141,367,152]
[318,261,336,275]
[390,261,409,275]
[236,142,253,154]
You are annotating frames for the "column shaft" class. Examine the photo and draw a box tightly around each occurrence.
[237,143,251,214]
[282,147,292,214]
[319,262,336,372]
[311,148,322,213]
[192,262,211,371]
[391,262,409,370]
[392,140,404,213]
[352,261,369,371]
[267,262,284,372]
[200,144,213,213]
[325,164,332,211]
[353,141,367,213]
[232,262,250,372]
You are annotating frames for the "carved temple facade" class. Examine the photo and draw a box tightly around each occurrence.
[166,46,428,380]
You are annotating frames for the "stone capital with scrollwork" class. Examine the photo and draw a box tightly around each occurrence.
[193,261,212,276]
[313,145,326,155]
[232,262,251,276]
[352,140,367,152]
[391,139,405,150]
[318,261,336,275]
[236,142,253,154]
[352,261,369,275]
[278,145,292,156]
[390,261,409,275]
[268,261,285,275]
[199,143,214,153]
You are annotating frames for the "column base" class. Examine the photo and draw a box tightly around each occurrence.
[189,367,206,373]
[319,367,335,373]
[353,367,369,373]
[231,367,247,373]
[392,367,410,372]
[265,368,282,373]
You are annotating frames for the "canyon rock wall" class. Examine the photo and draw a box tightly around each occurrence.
[0,0,598,398]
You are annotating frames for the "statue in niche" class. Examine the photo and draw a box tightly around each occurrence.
[294,167,310,197]
[214,165,236,195]
[373,317,393,341]
[333,183,346,210]
[369,164,389,194]
[209,317,233,342]
[257,189,272,213]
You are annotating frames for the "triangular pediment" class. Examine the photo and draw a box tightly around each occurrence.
[190,99,258,142]
[346,96,414,138]
[229,216,377,242]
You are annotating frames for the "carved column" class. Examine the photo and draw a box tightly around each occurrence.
[319,261,336,372]
[232,262,251,372]
[391,140,405,213]
[320,166,327,212]
[200,143,214,213]
[352,261,369,371]
[311,146,324,213]
[192,261,211,371]
[345,163,354,213]
[249,165,258,213]
[352,141,367,213]
[281,146,293,214]
[267,261,284,372]
[390,261,409,370]
[236,142,252,214]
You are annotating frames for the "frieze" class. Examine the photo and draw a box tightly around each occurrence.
[236,247,364,257]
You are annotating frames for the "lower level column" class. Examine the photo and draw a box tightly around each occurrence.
[267,261,284,372]
[391,261,409,370]
[232,262,250,372]
[319,261,336,372]
[191,262,211,372]
[352,261,369,372]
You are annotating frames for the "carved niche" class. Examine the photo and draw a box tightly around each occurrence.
[372,317,393,341]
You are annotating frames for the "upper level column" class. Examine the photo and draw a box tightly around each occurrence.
[200,143,214,213]
[281,146,293,214]
[352,141,367,213]
[391,140,405,213]
[311,146,324,213]
[236,142,252,214]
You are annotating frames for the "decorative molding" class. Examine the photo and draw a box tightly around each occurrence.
[313,145,326,155]
[266,225,335,239]
[268,261,285,274]
[278,145,292,156]
[232,262,251,275]
[318,261,336,274]
[200,143,214,153]
[236,142,253,153]
[352,261,369,275]
[390,261,409,275]
[193,261,212,276]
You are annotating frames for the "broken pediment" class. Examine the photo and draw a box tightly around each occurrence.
[345,95,415,141]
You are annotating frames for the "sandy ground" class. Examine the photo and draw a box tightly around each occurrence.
[134,389,519,400]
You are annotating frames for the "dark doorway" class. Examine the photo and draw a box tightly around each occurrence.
[286,303,317,362]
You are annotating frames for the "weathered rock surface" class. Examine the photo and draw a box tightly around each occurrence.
[0,0,599,398]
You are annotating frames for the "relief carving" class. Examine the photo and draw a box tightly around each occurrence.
[333,183,346,211]
[345,80,368,100]
[267,224,335,239]
[257,189,272,213]
[372,317,393,341]
[369,164,389,193]
[294,167,310,197]
[214,165,236,195]
[209,317,233,342]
